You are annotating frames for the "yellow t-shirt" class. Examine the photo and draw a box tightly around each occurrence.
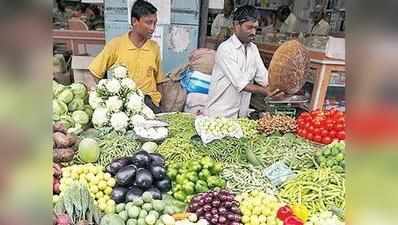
[88,32,166,105]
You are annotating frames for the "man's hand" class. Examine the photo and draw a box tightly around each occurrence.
[242,84,274,96]
[86,72,99,91]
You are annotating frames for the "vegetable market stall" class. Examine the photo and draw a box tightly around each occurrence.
[53,64,346,225]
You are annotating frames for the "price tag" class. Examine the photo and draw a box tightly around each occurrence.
[263,161,296,187]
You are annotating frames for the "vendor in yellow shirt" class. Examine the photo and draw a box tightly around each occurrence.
[88,0,165,113]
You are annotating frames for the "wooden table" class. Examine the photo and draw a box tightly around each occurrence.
[53,29,105,56]
[205,36,346,111]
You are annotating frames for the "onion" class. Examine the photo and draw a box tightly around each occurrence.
[204,196,213,203]
[212,200,221,207]
[230,206,240,214]
[226,214,235,221]
[211,208,218,215]
[210,218,218,224]
[230,222,241,225]
[203,204,212,212]
[218,216,227,223]
[224,201,233,208]
[196,207,205,216]
[218,207,227,215]
[205,213,212,221]
[199,199,206,206]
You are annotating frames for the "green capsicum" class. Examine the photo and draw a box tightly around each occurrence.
[200,157,214,169]
[210,162,223,174]
[173,191,187,202]
[191,161,202,172]
[182,181,195,195]
[176,174,186,184]
[167,168,178,179]
[199,169,211,180]
[186,172,199,182]
[206,176,219,188]
[195,180,209,193]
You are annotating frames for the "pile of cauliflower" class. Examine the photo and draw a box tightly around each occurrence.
[89,64,156,133]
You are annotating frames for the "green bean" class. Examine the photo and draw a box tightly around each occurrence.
[279,168,345,215]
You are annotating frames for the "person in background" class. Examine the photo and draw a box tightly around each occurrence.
[262,5,291,33]
[310,5,330,35]
[279,6,300,33]
[211,0,234,37]
[206,5,275,118]
[53,0,71,27]
[87,0,165,113]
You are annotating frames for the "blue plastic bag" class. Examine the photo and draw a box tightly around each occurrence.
[180,69,211,94]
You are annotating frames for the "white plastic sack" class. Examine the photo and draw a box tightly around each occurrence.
[194,116,244,144]
[184,93,208,115]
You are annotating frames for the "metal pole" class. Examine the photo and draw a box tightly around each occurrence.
[198,0,209,48]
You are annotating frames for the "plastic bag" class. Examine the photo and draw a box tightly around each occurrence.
[180,70,211,94]
[194,116,243,144]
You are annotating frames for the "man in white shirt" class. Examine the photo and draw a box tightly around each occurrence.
[310,5,330,35]
[211,0,234,37]
[206,5,273,118]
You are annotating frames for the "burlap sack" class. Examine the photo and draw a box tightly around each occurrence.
[268,40,310,95]
[157,64,189,113]
[189,48,216,75]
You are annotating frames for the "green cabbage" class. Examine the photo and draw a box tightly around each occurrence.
[83,104,94,117]
[53,81,66,97]
[57,88,74,104]
[70,83,87,99]
[59,114,74,129]
[53,99,68,115]
[68,98,85,112]
[72,110,89,125]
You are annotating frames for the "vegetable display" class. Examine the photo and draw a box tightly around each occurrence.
[53,122,78,163]
[53,81,92,134]
[296,109,346,144]
[113,192,178,225]
[304,211,345,225]
[60,164,116,213]
[187,190,242,225]
[193,137,247,164]
[53,163,63,194]
[316,141,345,173]
[78,138,100,163]
[96,131,141,166]
[106,151,171,203]
[54,182,102,225]
[221,163,273,194]
[257,113,297,136]
[237,118,259,139]
[237,191,282,225]
[249,134,319,170]
[89,64,158,133]
[160,113,196,139]
[168,157,225,202]
[279,168,345,214]
[195,117,243,144]
[157,137,203,166]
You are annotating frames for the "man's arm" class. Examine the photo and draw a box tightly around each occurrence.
[86,72,100,91]
[243,84,273,96]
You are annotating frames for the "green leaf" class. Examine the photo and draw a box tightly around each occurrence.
[63,188,75,224]
[54,197,65,215]
[80,184,90,219]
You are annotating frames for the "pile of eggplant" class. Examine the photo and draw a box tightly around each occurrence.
[106,151,172,204]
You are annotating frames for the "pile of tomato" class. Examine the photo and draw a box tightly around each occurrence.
[296,109,346,145]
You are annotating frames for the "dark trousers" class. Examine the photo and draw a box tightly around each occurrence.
[144,95,161,114]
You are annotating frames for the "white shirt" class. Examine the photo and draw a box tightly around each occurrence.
[211,14,233,37]
[206,35,269,118]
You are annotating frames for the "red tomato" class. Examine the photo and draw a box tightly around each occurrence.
[320,129,329,137]
[336,117,345,124]
[304,122,311,129]
[305,117,313,123]
[314,135,322,143]
[300,112,310,118]
[337,131,346,140]
[329,130,337,138]
[298,120,306,128]
[306,133,314,140]
[308,126,315,133]
[334,111,344,119]
[321,136,332,145]
[325,123,334,130]
[301,129,307,137]
[314,128,321,136]
[335,123,344,132]
[313,120,322,128]
[329,108,338,116]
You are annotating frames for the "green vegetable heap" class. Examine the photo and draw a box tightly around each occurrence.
[167,156,225,202]
[316,141,345,173]
[111,192,178,225]
[53,80,93,134]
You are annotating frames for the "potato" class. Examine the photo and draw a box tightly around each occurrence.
[53,148,75,163]
[53,122,67,133]
[53,132,70,148]
[65,132,77,146]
